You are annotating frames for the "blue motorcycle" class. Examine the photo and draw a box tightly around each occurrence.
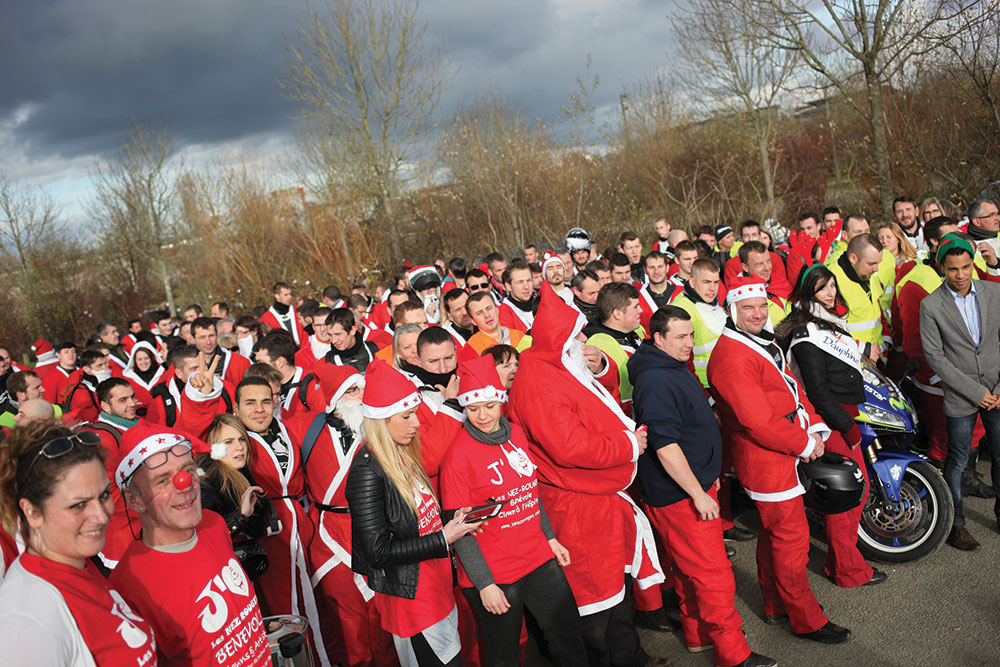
[854,359,954,563]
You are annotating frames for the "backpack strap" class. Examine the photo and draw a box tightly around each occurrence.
[300,412,328,466]
[83,421,123,446]
[294,373,315,410]
[149,383,177,426]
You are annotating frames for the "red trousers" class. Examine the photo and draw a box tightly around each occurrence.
[647,488,750,667]
[314,564,397,667]
[755,497,828,634]
[822,432,874,587]
[631,516,673,611]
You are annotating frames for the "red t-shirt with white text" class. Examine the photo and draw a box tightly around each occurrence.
[19,553,158,666]
[109,511,270,667]
[375,481,455,638]
[440,424,554,588]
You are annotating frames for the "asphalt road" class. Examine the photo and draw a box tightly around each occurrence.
[527,459,1000,667]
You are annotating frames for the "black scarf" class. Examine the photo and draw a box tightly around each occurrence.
[506,294,537,314]
[683,281,718,307]
[582,322,641,351]
[399,360,456,389]
[271,300,291,316]
[449,323,475,342]
[967,223,996,241]
[464,416,512,445]
[837,252,870,294]
[324,412,356,455]
[573,296,599,323]
[328,331,365,360]
[133,364,161,385]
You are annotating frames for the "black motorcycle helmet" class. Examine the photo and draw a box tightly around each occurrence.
[799,452,866,514]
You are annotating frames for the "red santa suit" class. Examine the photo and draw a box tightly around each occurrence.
[260,303,309,348]
[296,335,333,371]
[498,300,534,333]
[42,364,81,404]
[277,366,327,419]
[724,253,792,298]
[0,528,20,582]
[305,365,397,667]
[209,346,251,388]
[62,374,102,424]
[707,278,830,635]
[246,412,332,667]
[506,284,663,620]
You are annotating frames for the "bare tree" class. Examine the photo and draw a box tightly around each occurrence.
[89,122,178,314]
[283,0,452,261]
[937,0,1000,133]
[738,0,974,214]
[0,174,61,269]
[672,0,799,217]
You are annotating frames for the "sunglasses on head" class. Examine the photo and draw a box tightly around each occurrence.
[25,430,102,478]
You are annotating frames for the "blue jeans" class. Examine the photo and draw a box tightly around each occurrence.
[945,408,1000,526]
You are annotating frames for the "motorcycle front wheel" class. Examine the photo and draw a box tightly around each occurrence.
[857,461,954,563]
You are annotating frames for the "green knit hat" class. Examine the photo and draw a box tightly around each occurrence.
[936,233,976,266]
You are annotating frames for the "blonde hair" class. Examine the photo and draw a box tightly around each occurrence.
[197,414,254,506]
[362,415,433,515]
[392,323,422,369]
[875,221,917,262]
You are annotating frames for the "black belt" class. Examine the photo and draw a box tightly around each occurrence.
[316,502,350,514]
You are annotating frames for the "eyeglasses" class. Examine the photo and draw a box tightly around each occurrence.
[974,211,999,220]
[138,442,193,471]
[24,430,102,478]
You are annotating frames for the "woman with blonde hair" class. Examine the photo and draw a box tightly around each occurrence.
[875,221,918,266]
[0,421,158,665]
[347,360,483,667]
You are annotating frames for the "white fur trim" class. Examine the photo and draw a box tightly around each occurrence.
[326,374,364,413]
[744,483,805,502]
[184,375,223,401]
[210,442,229,460]
[576,584,627,617]
[362,391,422,419]
[457,385,507,407]
[728,282,767,303]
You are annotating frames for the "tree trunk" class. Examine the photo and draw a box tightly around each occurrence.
[382,190,402,262]
[155,246,176,316]
[755,115,776,218]
[866,70,895,216]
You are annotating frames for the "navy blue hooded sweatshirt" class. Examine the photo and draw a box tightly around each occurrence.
[627,339,722,507]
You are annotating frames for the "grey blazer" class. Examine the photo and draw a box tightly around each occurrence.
[920,279,1000,417]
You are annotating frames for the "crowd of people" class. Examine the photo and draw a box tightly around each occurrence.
[0,193,998,667]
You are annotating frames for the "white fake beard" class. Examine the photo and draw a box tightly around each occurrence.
[237,335,254,357]
[565,338,595,382]
[336,398,364,436]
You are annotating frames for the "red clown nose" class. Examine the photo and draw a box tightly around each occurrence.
[173,471,193,491]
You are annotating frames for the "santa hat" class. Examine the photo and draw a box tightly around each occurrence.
[408,265,441,292]
[361,359,421,419]
[115,421,191,489]
[31,339,56,365]
[457,355,507,406]
[726,275,769,322]
[542,251,565,276]
[314,362,364,411]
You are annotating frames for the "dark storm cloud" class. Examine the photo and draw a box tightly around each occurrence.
[0,0,673,165]
[0,0,304,159]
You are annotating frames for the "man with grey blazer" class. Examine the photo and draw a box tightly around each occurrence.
[921,233,1000,551]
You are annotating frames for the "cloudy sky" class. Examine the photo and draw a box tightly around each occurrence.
[0,0,674,223]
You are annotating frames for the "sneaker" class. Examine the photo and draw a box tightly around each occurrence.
[687,643,712,653]
[796,621,851,644]
[730,652,778,667]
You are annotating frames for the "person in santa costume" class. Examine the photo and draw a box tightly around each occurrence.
[122,341,166,418]
[0,421,159,666]
[254,332,327,418]
[775,264,888,587]
[225,375,333,666]
[305,363,398,667]
[109,422,271,666]
[42,341,81,403]
[440,356,588,667]
[259,281,309,348]
[629,306,776,667]
[541,253,574,305]
[707,275,851,643]
[346,359,485,667]
[297,307,335,370]
[191,317,251,387]
[506,283,669,667]
[61,349,111,424]
[497,259,537,333]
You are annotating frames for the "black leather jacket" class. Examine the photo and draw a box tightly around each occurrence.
[346,445,452,599]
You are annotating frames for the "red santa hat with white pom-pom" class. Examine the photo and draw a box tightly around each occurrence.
[456,355,506,407]
[361,359,422,419]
